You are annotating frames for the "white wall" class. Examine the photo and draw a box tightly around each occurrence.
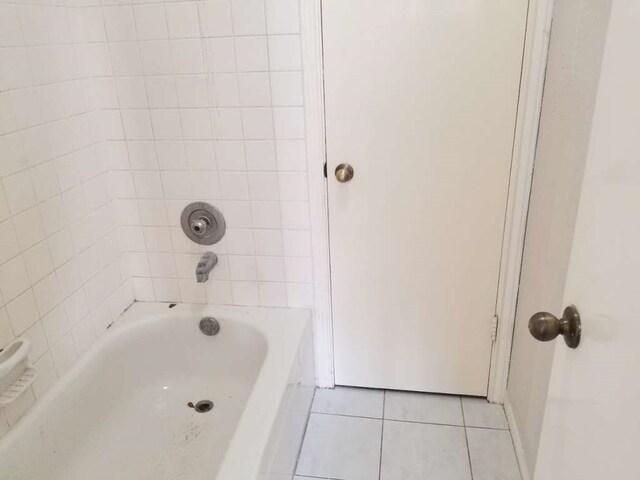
[505,0,612,475]
[104,0,314,309]
[0,0,135,436]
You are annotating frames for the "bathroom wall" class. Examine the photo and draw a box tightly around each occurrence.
[0,0,134,435]
[0,0,312,436]
[104,0,314,309]
[505,0,612,475]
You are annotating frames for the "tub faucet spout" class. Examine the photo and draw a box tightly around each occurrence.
[196,252,218,283]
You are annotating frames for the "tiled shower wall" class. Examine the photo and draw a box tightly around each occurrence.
[0,0,312,435]
[108,0,314,309]
[0,0,135,434]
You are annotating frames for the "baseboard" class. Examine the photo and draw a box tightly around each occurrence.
[504,393,533,480]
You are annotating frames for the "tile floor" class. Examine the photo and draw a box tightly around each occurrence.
[294,387,521,480]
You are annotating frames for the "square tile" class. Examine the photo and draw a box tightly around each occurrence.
[385,391,464,426]
[312,386,384,418]
[467,428,521,480]
[297,413,382,480]
[462,397,509,429]
[381,420,471,480]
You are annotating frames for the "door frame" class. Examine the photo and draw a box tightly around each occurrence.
[300,0,556,398]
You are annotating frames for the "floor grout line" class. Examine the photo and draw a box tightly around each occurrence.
[309,410,510,431]
[461,396,475,480]
[377,390,386,480]
[294,388,318,477]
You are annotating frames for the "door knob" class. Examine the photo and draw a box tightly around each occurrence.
[335,163,354,183]
[528,305,581,348]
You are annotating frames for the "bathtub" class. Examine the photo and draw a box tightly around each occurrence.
[0,302,315,480]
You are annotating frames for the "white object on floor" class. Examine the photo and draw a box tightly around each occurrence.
[0,303,315,480]
[0,339,35,406]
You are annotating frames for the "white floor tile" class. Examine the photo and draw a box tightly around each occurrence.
[380,420,471,480]
[461,397,509,429]
[466,427,521,480]
[296,413,382,480]
[384,391,463,426]
[312,386,384,418]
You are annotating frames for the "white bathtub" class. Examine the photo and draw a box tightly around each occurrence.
[0,302,315,480]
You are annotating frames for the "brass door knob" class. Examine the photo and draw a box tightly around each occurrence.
[528,305,581,349]
[335,163,354,183]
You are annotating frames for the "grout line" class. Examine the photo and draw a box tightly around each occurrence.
[461,397,475,480]
[377,390,386,479]
[293,387,317,477]
[308,410,508,431]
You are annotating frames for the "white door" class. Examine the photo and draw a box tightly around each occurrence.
[533,3,640,478]
[323,1,529,395]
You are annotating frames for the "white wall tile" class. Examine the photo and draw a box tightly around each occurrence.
[248,172,279,200]
[212,108,244,139]
[199,0,233,37]
[152,278,180,302]
[273,107,305,139]
[50,334,78,376]
[33,273,63,316]
[205,280,232,304]
[140,41,174,76]
[13,207,46,251]
[225,229,255,254]
[245,140,277,170]
[235,36,269,71]
[3,171,37,215]
[103,6,137,42]
[258,281,287,306]
[238,72,272,107]
[268,35,302,71]
[166,3,200,39]
[134,4,168,40]
[109,42,143,76]
[6,289,40,336]
[254,229,283,256]
[0,256,30,304]
[171,39,205,74]
[252,201,281,229]
[23,242,54,285]
[208,38,237,73]
[265,0,300,34]
[176,76,209,108]
[231,0,267,35]
[41,304,70,346]
[270,71,303,106]
[146,77,179,108]
[231,280,259,305]
[212,74,240,106]
[279,171,308,201]
[241,108,274,139]
[286,282,313,308]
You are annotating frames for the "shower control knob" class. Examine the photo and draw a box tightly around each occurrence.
[528,305,581,349]
[190,216,210,236]
[335,163,354,183]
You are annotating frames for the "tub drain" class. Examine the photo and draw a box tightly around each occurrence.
[192,400,214,413]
